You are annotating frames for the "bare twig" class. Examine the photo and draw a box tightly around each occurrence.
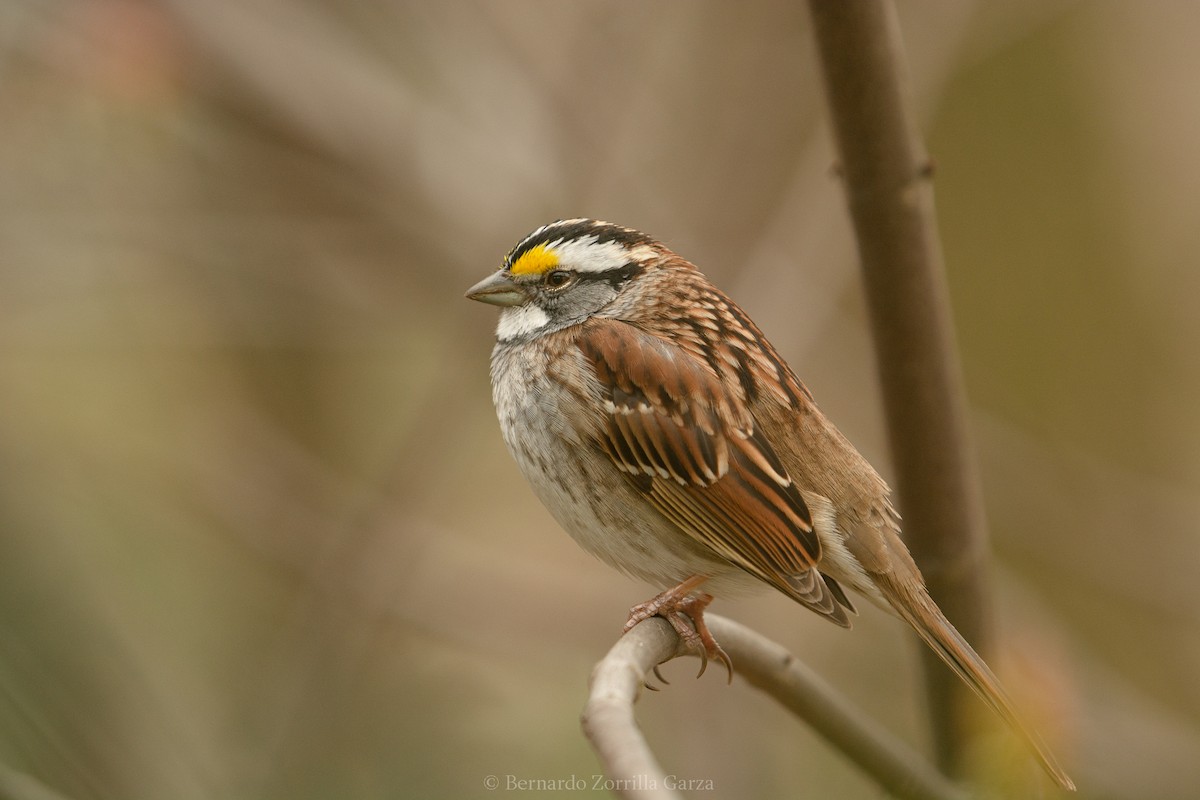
[582,618,687,800]
[806,0,993,775]
[583,616,970,800]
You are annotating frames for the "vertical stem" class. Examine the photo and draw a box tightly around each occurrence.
[805,0,992,776]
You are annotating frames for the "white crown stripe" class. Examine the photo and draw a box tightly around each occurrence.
[545,236,631,274]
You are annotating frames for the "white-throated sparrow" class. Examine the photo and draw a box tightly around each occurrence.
[466,219,1074,791]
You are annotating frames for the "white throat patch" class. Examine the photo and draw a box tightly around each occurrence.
[496,303,551,341]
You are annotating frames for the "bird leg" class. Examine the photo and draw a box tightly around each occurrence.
[623,576,733,683]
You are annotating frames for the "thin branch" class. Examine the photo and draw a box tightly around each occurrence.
[582,619,687,800]
[583,617,971,800]
[806,0,993,775]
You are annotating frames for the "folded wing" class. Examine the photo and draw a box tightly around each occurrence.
[577,319,853,625]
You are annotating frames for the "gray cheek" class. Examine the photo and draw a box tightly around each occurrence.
[553,282,618,322]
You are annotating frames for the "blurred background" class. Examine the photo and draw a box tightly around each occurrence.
[1,1,1198,798]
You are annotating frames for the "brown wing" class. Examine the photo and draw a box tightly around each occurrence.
[577,319,852,626]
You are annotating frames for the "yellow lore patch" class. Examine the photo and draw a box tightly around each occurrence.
[509,243,559,276]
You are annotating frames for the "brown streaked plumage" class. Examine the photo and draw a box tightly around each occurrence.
[467,218,1075,792]
[578,320,852,628]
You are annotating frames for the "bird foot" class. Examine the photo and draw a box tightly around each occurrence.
[624,578,733,684]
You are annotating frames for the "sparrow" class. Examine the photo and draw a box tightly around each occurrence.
[466,218,1074,791]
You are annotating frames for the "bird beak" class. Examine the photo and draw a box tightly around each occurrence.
[465,271,527,307]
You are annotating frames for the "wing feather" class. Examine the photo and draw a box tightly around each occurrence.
[578,319,851,626]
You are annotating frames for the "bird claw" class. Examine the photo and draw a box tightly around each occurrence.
[642,663,671,692]
[624,579,734,685]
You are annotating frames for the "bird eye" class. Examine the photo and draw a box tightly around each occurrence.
[545,270,572,288]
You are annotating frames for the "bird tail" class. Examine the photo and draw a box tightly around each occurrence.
[885,577,1076,792]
